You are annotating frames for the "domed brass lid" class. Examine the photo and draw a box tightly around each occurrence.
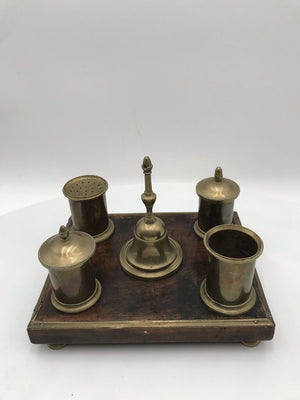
[196,166,240,203]
[38,226,96,270]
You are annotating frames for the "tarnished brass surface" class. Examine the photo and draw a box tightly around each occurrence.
[120,157,183,280]
[120,237,182,279]
[63,175,114,242]
[194,167,240,238]
[51,279,102,314]
[28,213,275,345]
[201,224,263,316]
[200,279,257,316]
[38,226,95,269]
[241,340,261,347]
[48,344,66,350]
[93,219,114,243]
[38,226,101,313]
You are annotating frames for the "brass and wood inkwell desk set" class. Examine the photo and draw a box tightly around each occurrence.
[27,157,275,349]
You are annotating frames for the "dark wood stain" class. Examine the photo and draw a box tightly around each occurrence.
[27,212,275,345]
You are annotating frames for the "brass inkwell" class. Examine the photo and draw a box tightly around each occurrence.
[38,225,101,313]
[63,175,114,243]
[28,157,275,347]
[194,166,240,238]
[120,156,183,280]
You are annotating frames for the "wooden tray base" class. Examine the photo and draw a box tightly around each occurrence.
[27,212,275,347]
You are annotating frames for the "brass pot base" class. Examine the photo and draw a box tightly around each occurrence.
[120,237,183,280]
[94,219,114,243]
[51,279,102,314]
[69,218,114,243]
[193,220,205,238]
[200,279,257,316]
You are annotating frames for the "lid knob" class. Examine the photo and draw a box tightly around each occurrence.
[214,166,223,182]
[59,225,69,240]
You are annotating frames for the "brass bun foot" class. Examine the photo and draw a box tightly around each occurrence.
[120,237,183,280]
[193,220,205,238]
[94,218,114,243]
[200,279,257,316]
[48,344,66,350]
[51,279,102,313]
[241,340,261,347]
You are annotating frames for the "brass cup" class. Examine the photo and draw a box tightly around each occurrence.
[201,224,263,316]
[63,175,114,243]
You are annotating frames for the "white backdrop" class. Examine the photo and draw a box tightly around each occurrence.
[1,1,300,399]
[1,0,300,214]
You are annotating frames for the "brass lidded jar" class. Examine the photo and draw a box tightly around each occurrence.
[200,224,263,316]
[38,226,101,313]
[194,167,240,238]
[63,175,114,243]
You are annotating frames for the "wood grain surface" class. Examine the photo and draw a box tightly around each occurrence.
[27,212,275,345]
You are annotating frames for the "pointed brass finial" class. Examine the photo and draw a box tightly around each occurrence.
[119,156,183,280]
[214,166,223,182]
[59,225,69,240]
[141,156,156,220]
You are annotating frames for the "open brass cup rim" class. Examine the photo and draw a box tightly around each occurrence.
[203,224,264,264]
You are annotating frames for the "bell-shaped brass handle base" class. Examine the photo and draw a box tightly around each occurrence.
[120,157,183,280]
[120,235,183,280]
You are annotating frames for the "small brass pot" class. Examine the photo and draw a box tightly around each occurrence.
[38,226,101,313]
[63,175,114,243]
[200,224,263,316]
[194,167,240,238]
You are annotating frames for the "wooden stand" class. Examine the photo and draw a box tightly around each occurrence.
[27,212,275,347]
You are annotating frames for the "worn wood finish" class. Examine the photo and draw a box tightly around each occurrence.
[27,212,275,345]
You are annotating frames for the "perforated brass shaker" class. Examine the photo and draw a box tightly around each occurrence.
[63,175,114,243]
[38,225,101,313]
[200,224,263,316]
[120,156,183,280]
[194,167,240,238]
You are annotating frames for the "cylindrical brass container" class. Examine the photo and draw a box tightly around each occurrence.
[200,224,263,316]
[194,167,240,238]
[63,175,114,243]
[38,226,101,313]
